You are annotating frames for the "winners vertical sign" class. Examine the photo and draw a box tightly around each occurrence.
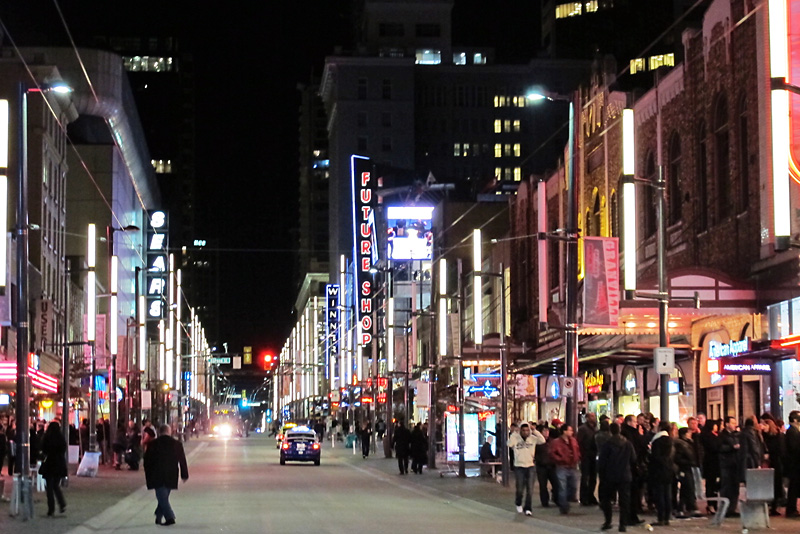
[351,155,377,373]
[325,284,340,382]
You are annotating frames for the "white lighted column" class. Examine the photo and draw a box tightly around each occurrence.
[770,0,791,250]
[139,295,147,372]
[622,108,637,293]
[438,259,447,357]
[159,319,165,381]
[387,296,394,373]
[313,297,319,397]
[473,229,482,345]
[0,99,8,290]
[176,269,182,390]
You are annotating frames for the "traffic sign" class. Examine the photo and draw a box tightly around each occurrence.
[208,357,231,364]
[243,346,252,365]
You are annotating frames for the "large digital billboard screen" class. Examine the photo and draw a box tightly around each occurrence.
[386,206,434,261]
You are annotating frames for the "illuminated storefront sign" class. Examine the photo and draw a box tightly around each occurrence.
[146,210,168,319]
[351,156,378,360]
[582,237,620,327]
[708,337,750,359]
[325,284,340,375]
[718,357,773,375]
[0,363,58,393]
[584,370,605,394]
[620,366,637,396]
[467,380,500,398]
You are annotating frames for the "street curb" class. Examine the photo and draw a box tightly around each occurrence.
[342,456,590,534]
[63,441,208,534]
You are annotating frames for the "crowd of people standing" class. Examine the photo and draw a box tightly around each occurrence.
[502,410,800,530]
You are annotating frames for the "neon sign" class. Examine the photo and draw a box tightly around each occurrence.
[351,155,378,362]
[708,338,750,359]
[325,284,340,380]
[718,358,773,375]
[467,380,500,398]
[584,370,604,394]
[146,210,168,319]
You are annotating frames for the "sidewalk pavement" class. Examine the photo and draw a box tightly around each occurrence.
[330,441,800,534]
[0,439,202,534]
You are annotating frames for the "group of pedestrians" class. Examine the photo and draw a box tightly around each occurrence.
[502,410,800,531]
[390,419,430,474]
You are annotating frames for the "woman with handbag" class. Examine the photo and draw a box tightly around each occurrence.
[39,421,67,516]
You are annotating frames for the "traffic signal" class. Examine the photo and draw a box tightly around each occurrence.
[261,352,276,372]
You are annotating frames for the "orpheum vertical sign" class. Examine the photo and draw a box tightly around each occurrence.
[351,155,377,361]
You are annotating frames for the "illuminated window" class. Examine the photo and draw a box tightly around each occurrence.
[503,120,511,133]
[513,143,521,157]
[499,96,506,107]
[512,97,519,107]
[494,96,500,107]
[415,49,442,65]
[462,143,470,157]
[495,167,502,178]
[504,168,512,180]
[454,52,467,65]
[474,53,486,65]
[649,53,675,71]
[494,119,502,133]
[585,0,599,12]
[513,167,522,181]
[504,144,511,157]
[513,120,521,132]
[151,159,172,174]
[454,143,461,157]
[555,2,582,18]
[494,144,502,158]
[517,96,527,108]
[630,58,646,74]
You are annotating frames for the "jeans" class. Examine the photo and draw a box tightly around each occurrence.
[515,466,534,511]
[537,464,559,506]
[600,480,630,527]
[652,481,672,523]
[154,486,175,522]
[580,457,597,504]
[397,454,409,474]
[556,466,579,513]
[44,477,65,514]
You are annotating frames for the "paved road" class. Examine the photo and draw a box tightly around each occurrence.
[53,434,578,534]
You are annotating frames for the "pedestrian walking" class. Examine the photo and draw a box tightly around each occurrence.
[760,416,785,516]
[144,424,189,526]
[598,423,636,532]
[141,419,156,452]
[509,422,545,515]
[550,423,580,515]
[620,415,646,524]
[410,422,428,474]
[740,417,764,469]
[577,413,599,506]
[699,419,721,513]
[535,425,559,507]
[391,420,411,475]
[359,421,371,458]
[673,427,701,518]
[79,418,89,458]
[649,421,675,526]
[785,410,800,517]
[39,421,67,516]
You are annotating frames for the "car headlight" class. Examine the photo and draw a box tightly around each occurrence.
[218,423,232,437]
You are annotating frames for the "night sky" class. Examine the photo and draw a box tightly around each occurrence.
[0,0,539,358]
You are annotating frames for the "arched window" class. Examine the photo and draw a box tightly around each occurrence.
[738,96,749,213]
[697,121,708,231]
[714,94,730,221]
[585,208,592,238]
[592,193,602,236]
[668,133,682,225]
[644,151,657,237]
[609,190,619,238]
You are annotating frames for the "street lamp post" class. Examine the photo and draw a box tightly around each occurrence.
[528,91,579,428]
[87,223,98,453]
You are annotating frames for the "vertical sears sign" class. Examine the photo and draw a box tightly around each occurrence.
[146,210,169,329]
[325,284,340,378]
[351,155,378,359]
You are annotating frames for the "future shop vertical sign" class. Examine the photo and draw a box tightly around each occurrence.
[351,155,378,363]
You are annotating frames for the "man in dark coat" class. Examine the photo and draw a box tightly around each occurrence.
[598,423,636,532]
[391,420,411,475]
[577,413,599,506]
[718,416,742,517]
[409,422,428,474]
[648,421,675,526]
[144,425,189,526]
[39,421,67,516]
[535,425,559,507]
[620,415,645,524]
[785,410,800,517]
[673,427,700,518]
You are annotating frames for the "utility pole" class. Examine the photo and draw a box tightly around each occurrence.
[457,259,465,478]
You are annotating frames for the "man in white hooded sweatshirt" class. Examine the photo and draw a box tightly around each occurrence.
[509,422,546,515]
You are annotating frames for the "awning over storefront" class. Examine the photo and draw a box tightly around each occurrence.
[0,362,59,393]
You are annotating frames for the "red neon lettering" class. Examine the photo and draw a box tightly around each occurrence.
[360,189,372,203]
[361,280,371,295]
[360,223,371,237]
[362,315,372,329]
[361,257,370,271]
[362,206,371,219]
[361,172,371,187]
[362,333,372,344]
[361,299,372,314]
[361,240,371,255]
